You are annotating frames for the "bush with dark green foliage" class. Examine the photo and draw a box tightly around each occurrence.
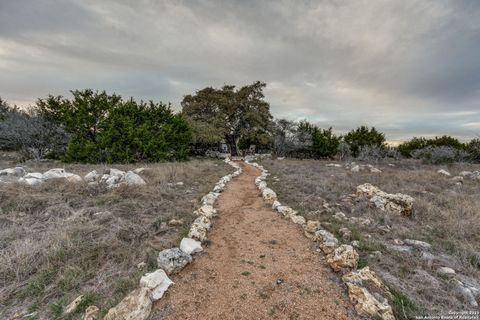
[310,126,341,159]
[398,135,466,158]
[466,138,480,162]
[344,126,385,157]
[39,90,192,163]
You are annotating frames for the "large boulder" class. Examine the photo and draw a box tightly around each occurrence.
[43,168,70,179]
[24,172,44,179]
[0,167,25,177]
[327,245,359,272]
[157,248,192,274]
[357,183,414,216]
[180,237,203,255]
[139,269,173,301]
[103,287,152,320]
[84,170,99,183]
[124,171,146,185]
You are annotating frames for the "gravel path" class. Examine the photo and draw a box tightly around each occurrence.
[152,163,358,319]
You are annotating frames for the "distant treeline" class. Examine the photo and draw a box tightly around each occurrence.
[0,83,479,164]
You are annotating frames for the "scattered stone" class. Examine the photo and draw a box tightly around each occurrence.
[451,176,464,183]
[157,248,192,274]
[168,218,184,226]
[271,200,281,211]
[437,169,451,176]
[137,262,147,269]
[437,267,456,278]
[104,287,152,320]
[387,244,412,253]
[180,237,203,255]
[24,172,44,179]
[66,174,83,183]
[339,227,352,240]
[351,240,360,248]
[140,269,173,301]
[124,171,146,185]
[313,229,339,254]
[377,225,391,234]
[404,239,431,250]
[326,163,342,168]
[452,279,479,307]
[393,239,404,245]
[357,183,414,216]
[83,305,99,320]
[460,171,473,177]
[64,295,84,314]
[84,170,99,183]
[304,220,321,233]
[369,251,382,258]
[201,192,219,206]
[290,214,306,225]
[351,165,360,172]
[276,205,296,217]
[108,168,126,177]
[333,211,346,220]
[262,188,277,202]
[18,177,43,186]
[343,267,394,320]
[194,205,216,218]
[176,182,184,186]
[327,245,359,272]
[133,168,146,174]
[0,167,25,177]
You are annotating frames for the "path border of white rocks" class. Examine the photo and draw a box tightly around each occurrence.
[246,160,397,320]
[101,158,242,320]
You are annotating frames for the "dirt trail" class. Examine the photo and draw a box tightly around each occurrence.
[153,163,357,320]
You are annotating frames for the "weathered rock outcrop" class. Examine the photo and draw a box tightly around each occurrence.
[357,183,414,216]
[103,287,152,320]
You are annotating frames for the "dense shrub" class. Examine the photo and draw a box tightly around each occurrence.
[411,146,468,164]
[0,99,68,160]
[39,90,192,163]
[466,138,480,162]
[398,136,465,158]
[336,142,352,160]
[310,126,341,159]
[344,126,385,157]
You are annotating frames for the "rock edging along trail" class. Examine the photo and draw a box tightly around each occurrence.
[247,160,396,320]
[153,161,357,319]
[102,158,241,320]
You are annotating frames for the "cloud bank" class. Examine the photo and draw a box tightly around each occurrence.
[1,0,479,140]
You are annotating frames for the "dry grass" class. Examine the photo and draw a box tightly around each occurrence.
[261,158,480,317]
[0,152,231,319]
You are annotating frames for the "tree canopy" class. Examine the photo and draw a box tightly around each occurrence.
[181,81,273,155]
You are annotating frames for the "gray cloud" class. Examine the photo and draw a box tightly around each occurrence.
[0,0,479,141]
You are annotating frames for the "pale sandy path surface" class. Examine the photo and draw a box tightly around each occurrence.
[152,163,359,320]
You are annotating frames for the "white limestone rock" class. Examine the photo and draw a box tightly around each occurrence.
[139,269,173,301]
[180,237,203,255]
[124,171,146,185]
[103,288,152,320]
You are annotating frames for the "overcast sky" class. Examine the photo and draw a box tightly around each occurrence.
[1,0,480,141]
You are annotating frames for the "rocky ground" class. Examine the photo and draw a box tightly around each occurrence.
[0,152,231,319]
[261,158,480,318]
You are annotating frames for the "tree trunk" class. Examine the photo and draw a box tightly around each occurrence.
[227,134,238,156]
